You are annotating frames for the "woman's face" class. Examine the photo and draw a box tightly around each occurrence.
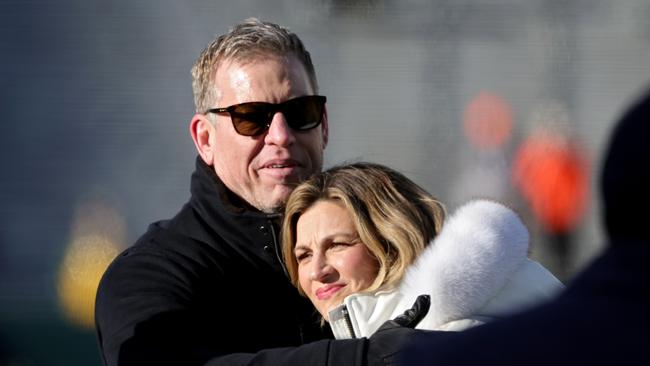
[294,199,379,320]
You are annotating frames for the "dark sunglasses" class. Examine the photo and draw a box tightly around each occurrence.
[207,95,327,137]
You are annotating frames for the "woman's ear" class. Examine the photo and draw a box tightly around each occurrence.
[190,114,215,165]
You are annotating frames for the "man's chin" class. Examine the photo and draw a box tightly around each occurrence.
[257,185,295,214]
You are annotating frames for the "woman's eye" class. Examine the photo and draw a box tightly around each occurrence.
[295,252,311,262]
[330,242,351,249]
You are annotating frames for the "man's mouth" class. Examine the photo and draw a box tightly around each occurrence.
[262,158,301,169]
[260,160,303,180]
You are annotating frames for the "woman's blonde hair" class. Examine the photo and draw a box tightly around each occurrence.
[282,162,445,295]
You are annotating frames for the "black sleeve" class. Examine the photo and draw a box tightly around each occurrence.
[95,247,367,366]
[95,246,210,366]
[203,339,365,366]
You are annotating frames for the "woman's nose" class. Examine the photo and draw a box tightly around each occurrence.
[309,253,334,282]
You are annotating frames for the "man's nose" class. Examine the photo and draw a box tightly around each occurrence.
[264,112,296,147]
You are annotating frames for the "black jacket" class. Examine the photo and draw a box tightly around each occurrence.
[95,158,362,365]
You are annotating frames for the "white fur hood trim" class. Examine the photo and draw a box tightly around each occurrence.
[400,199,530,326]
[332,199,564,339]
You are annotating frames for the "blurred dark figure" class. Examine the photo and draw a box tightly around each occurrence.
[401,89,650,365]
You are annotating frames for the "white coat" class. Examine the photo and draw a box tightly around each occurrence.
[328,200,564,339]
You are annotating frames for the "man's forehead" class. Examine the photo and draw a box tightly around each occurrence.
[213,55,313,102]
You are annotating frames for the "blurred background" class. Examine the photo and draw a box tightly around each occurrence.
[2,0,650,364]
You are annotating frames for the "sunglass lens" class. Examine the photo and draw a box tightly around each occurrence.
[284,97,324,130]
[230,103,272,136]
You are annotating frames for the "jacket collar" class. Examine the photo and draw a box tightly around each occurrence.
[183,157,284,272]
[189,156,280,221]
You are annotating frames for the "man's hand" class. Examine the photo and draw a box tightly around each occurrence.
[365,295,431,366]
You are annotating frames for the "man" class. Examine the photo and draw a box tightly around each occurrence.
[96,18,422,366]
[401,88,650,364]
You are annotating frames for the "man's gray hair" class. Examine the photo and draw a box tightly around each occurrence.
[191,18,318,114]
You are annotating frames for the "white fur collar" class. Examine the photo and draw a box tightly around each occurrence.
[399,199,530,327]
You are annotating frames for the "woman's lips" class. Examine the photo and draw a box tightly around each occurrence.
[315,284,344,300]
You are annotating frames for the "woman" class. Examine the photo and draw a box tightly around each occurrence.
[282,162,563,339]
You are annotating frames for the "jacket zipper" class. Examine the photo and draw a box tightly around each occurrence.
[268,218,289,278]
[329,304,356,339]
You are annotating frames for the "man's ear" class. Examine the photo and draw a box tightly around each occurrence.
[321,105,329,149]
[190,114,215,165]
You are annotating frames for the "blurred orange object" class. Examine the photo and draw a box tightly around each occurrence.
[512,133,589,233]
[463,92,514,149]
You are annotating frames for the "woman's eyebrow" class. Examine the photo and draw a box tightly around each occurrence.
[294,231,361,252]
[294,244,310,252]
